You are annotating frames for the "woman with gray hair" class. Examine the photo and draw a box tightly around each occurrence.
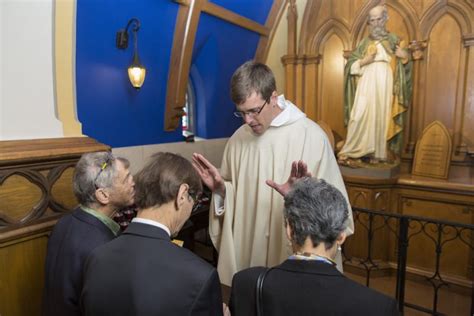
[229,177,398,316]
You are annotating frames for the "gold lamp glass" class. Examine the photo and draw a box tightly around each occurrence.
[116,18,146,89]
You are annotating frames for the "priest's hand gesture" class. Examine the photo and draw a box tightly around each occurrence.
[266,160,312,197]
[192,153,226,197]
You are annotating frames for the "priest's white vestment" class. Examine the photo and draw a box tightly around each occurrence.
[210,96,354,286]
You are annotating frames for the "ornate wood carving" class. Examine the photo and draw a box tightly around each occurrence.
[0,170,48,225]
[277,0,473,169]
[0,137,108,232]
[48,163,78,213]
[0,137,108,316]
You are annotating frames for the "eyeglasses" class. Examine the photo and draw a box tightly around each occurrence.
[233,99,268,118]
[188,190,202,202]
[188,190,204,212]
[94,154,112,189]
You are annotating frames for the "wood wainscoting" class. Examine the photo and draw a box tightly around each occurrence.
[343,171,474,291]
[0,137,109,316]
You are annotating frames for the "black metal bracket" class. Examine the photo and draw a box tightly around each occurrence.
[116,18,141,50]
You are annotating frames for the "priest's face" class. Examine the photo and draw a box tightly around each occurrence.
[236,91,277,135]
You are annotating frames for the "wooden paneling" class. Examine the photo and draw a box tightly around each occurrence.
[332,0,367,27]
[50,167,77,210]
[398,193,472,279]
[0,175,43,222]
[344,181,394,263]
[343,173,474,288]
[424,15,461,132]
[303,62,318,120]
[408,0,437,19]
[0,233,49,316]
[0,137,108,316]
[463,35,474,153]
[279,0,473,162]
[319,34,345,138]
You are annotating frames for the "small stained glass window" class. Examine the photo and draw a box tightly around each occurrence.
[182,80,196,139]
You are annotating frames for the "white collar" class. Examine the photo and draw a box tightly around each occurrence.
[132,217,171,237]
[270,95,306,127]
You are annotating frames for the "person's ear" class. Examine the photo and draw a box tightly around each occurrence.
[175,183,189,211]
[270,91,278,106]
[285,220,292,242]
[336,231,347,247]
[94,188,110,205]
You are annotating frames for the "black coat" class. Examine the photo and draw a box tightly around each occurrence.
[43,207,116,316]
[230,259,399,316]
[81,222,223,316]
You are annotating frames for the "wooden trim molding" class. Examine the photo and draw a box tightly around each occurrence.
[164,0,203,131]
[176,0,269,35]
[166,0,270,131]
[463,33,474,46]
[255,0,286,62]
[0,137,109,165]
[202,1,269,36]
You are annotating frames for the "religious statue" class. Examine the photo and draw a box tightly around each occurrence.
[338,5,413,166]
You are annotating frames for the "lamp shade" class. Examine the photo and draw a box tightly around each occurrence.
[128,66,146,89]
[127,53,146,89]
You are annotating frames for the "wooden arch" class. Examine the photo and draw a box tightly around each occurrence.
[309,19,351,55]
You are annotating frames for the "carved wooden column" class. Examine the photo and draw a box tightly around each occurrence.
[302,55,321,121]
[404,40,428,157]
[294,57,305,108]
[453,34,474,161]
[282,0,297,103]
[282,55,296,102]
[287,0,297,56]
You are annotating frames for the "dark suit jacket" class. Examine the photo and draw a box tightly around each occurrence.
[42,207,116,316]
[230,259,399,316]
[81,222,223,316]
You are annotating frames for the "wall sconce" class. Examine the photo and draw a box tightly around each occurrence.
[116,18,146,89]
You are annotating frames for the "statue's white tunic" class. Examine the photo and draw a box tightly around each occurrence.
[339,42,394,160]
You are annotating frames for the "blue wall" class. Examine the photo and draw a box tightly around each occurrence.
[76,0,273,147]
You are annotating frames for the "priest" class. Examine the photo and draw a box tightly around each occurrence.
[192,61,353,286]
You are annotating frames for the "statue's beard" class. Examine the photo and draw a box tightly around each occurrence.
[370,25,388,39]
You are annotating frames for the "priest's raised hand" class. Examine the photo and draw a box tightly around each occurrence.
[266,160,312,197]
[192,153,226,197]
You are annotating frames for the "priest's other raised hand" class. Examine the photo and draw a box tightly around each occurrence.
[266,160,312,197]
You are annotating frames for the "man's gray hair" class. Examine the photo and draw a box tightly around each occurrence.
[284,178,349,249]
[72,151,129,206]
